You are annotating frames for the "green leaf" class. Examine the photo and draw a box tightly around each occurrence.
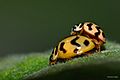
[0,41,120,80]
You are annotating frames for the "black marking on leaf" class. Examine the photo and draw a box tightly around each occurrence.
[84,40,90,46]
[71,37,81,47]
[60,42,66,53]
[87,23,93,30]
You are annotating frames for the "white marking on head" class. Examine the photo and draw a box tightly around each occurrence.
[73,23,82,31]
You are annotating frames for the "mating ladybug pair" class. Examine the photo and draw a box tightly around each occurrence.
[49,22,106,65]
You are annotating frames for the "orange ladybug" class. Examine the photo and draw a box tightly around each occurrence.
[71,22,106,52]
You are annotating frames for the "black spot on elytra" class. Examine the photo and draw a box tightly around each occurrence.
[84,40,90,46]
[71,37,81,54]
[60,42,66,53]
[71,37,81,47]
[87,23,93,30]
[55,45,58,55]
[102,32,105,38]
[95,26,101,37]
[74,48,79,53]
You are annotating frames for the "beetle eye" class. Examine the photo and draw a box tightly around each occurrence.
[72,26,76,31]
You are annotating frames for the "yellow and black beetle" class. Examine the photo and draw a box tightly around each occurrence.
[71,22,106,52]
[49,35,96,65]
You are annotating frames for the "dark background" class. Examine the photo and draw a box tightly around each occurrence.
[0,0,120,55]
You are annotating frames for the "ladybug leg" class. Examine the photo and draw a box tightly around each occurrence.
[95,41,104,52]
[62,58,71,63]
[49,52,59,65]
[66,58,72,61]
[86,52,93,56]
[49,54,57,65]
[91,39,101,52]
[71,31,76,35]
[95,45,101,52]
[49,46,59,65]
[49,60,57,65]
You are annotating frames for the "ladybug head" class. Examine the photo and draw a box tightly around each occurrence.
[72,23,83,32]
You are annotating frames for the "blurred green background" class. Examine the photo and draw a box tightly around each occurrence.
[0,0,120,55]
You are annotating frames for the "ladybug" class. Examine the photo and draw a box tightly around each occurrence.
[49,35,96,65]
[71,22,106,52]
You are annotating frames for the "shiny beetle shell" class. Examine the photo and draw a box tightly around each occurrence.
[82,22,105,42]
[71,22,106,43]
[49,35,95,65]
[71,22,106,52]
